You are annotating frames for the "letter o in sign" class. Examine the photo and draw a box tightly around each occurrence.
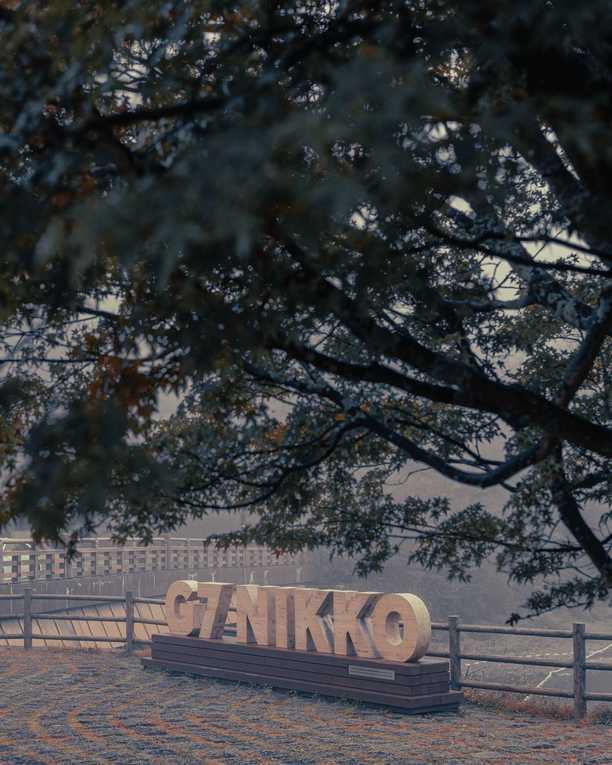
[371,593,431,662]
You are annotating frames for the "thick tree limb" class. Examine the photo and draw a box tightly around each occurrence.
[550,448,612,585]
[248,345,553,487]
[354,412,546,487]
[557,290,612,407]
[268,234,612,457]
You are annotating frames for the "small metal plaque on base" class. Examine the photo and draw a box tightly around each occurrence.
[348,665,396,681]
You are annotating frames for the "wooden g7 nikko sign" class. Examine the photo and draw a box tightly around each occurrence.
[143,581,463,714]
[164,581,432,661]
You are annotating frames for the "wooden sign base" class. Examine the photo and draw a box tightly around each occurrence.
[143,635,462,714]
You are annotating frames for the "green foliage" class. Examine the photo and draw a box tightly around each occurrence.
[1,0,611,618]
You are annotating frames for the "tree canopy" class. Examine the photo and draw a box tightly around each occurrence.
[1,0,611,619]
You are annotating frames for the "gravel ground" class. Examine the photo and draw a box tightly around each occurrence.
[0,648,610,765]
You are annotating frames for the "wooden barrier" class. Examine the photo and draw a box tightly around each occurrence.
[0,591,610,719]
[143,583,449,713]
[144,634,462,714]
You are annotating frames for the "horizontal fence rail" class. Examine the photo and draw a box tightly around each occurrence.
[0,593,610,720]
[432,615,612,720]
[1,537,308,585]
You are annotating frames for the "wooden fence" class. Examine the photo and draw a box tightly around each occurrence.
[428,614,612,720]
[1,592,611,720]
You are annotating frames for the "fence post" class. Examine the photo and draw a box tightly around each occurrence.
[23,586,32,650]
[448,614,461,690]
[573,622,587,720]
[125,590,134,655]
[29,543,36,581]
[165,538,171,571]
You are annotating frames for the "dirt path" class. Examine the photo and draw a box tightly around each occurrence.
[0,648,609,764]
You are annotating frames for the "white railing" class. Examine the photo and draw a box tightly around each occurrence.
[0,537,306,584]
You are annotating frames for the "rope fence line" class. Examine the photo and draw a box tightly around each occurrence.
[1,593,610,719]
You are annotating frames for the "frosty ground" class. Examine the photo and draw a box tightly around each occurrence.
[1,648,609,765]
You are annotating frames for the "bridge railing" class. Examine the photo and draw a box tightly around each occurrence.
[1,592,610,720]
[0,537,306,583]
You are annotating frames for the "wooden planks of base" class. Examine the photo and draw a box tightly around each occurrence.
[143,635,462,714]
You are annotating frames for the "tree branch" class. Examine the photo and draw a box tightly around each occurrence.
[550,447,612,585]
[268,228,612,458]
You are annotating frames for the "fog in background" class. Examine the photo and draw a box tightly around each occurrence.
[178,470,610,631]
[158,385,612,630]
[4,363,608,632]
